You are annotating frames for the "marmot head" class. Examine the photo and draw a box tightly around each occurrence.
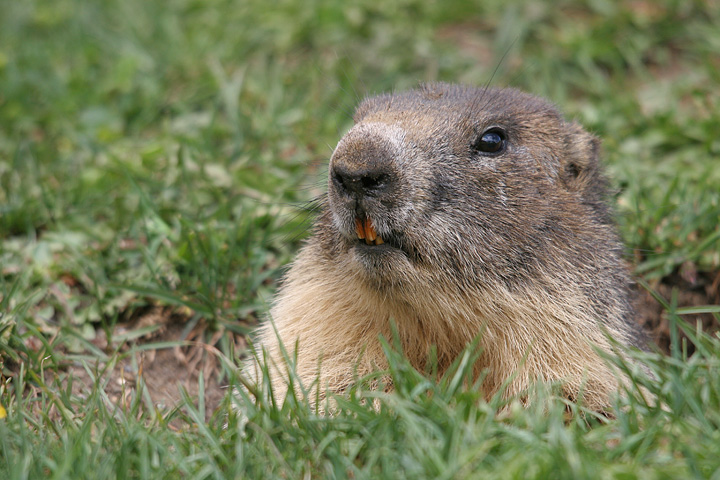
[321,83,613,293]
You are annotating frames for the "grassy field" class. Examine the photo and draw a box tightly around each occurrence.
[1,0,720,478]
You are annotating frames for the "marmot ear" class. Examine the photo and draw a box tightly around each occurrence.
[561,122,601,189]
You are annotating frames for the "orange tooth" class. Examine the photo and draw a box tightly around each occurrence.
[365,218,377,242]
[354,218,365,239]
[375,236,384,245]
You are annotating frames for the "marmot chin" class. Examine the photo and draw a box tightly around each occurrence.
[243,83,645,412]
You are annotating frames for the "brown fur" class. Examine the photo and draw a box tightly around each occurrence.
[242,83,644,412]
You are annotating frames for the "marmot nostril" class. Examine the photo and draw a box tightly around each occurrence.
[332,165,393,198]
[361,173,390,192]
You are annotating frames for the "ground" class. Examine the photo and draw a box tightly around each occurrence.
[54,308,245,420]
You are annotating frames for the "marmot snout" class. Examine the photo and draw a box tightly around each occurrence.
[243,83,645,412]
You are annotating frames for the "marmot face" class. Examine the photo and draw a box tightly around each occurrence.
[324,83,607,293]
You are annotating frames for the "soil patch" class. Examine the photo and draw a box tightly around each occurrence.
[636,269,720,354]
[60,307,248,422]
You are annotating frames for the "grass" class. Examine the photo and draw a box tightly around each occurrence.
[2,324,720,478]
[1,0,719,478]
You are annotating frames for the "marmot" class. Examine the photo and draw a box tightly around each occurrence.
[243,83,645,412]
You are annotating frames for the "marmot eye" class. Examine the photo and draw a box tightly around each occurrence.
[473,128,507,154]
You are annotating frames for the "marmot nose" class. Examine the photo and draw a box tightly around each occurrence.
[331,163,393,199]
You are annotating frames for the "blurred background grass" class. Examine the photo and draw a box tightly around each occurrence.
[1,0,720,477]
